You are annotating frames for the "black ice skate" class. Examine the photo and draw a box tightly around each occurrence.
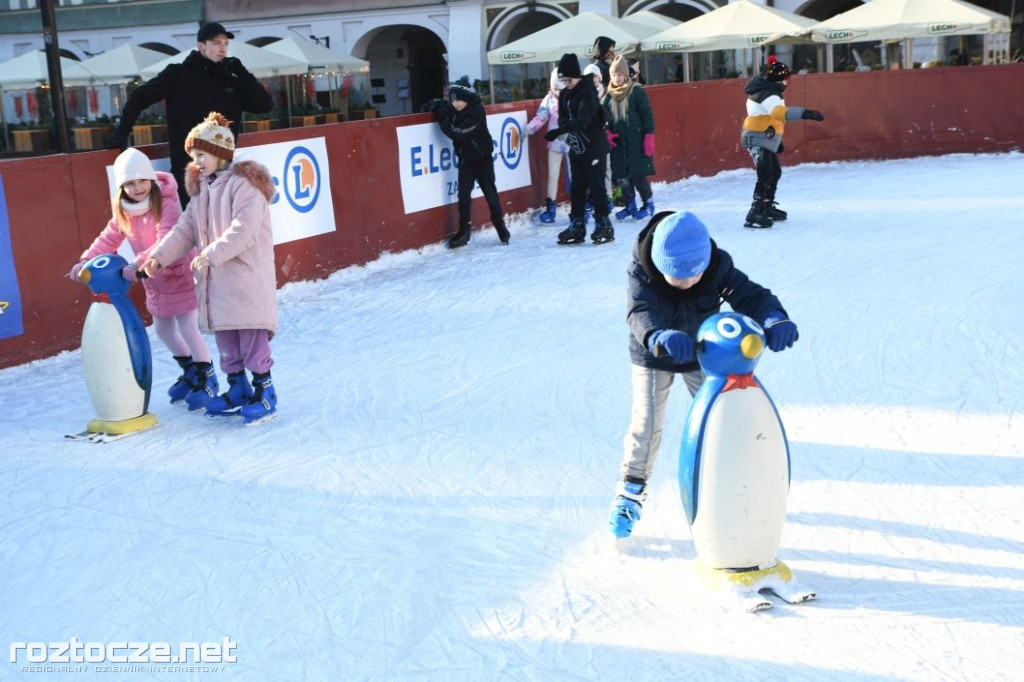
[557,218,586,245]
[590,214,615,244]
[765,201,787,221]
[743,201,774,229]
[447,226,471,249]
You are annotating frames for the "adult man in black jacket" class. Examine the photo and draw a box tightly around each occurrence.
[108,22,273,205]
[425,76,509,249]
[544,52,613,245]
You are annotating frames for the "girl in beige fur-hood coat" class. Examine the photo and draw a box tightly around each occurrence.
[149,158,277,336]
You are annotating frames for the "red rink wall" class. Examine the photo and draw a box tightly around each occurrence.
[1,64,1022,368]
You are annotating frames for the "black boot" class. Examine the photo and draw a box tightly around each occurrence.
[447,225,471,249]
[494,219,510,245]
[557,218,586,245]
[744,199,774,228]
[765,200,787,221]
[591,213,615,244]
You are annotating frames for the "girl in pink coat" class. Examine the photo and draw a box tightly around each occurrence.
[526,67,569,224]
[68,147,215,409]
[141,112,278,426]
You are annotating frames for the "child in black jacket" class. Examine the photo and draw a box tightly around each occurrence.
[544,53,614,246]
[427,76,509,249]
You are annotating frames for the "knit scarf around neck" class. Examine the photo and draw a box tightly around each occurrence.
[607,80,633,122]
[120,198,150,216]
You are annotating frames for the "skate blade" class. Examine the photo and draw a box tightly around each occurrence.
[591,236,615,245]
[557,239,586,245]
[762,585,817,604]
[743,222,772,229]
[205,409,243,419]
[244,411,278,427]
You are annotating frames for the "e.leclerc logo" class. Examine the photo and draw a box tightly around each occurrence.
[282,146,321,214]
[497,117,523,171]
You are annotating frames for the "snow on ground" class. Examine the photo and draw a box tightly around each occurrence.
[2,153,1024,681]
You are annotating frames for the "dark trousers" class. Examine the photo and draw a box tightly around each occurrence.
[616,176,653,206]
[569,154,610,220]
[457,157,504,229]
[748,146,782,201]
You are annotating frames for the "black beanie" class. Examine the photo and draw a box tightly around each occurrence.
[594,36,616,60]
[557,53,582,79]
[448,76,475,102]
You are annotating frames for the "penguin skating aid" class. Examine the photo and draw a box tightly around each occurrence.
[66,254,158,443]
[678,312,815,611]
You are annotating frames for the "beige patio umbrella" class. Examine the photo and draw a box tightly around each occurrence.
[640,0,818,81]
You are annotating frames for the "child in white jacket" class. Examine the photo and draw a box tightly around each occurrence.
[526,67,569,223]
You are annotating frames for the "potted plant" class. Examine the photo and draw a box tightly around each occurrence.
[349,102,378,120]
[243,112,278,133]
[132,113,168,146]
[290,105,321,128]
[72,115,114,151]
[11,120,53,153]
[322,106,340,124]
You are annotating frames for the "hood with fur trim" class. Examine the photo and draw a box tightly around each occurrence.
[184,159,275,200]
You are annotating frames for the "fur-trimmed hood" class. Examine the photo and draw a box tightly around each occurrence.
[184,159,275,201]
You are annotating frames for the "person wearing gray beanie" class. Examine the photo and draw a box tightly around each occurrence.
[608,210,800,539]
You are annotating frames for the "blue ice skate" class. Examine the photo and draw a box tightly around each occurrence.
[608,480,647,538]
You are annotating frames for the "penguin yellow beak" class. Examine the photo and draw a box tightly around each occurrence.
[79,267,92,284]
[740,333,763,359]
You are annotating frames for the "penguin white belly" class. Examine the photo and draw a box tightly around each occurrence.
[81,302,146,422]
[691,388,789,570]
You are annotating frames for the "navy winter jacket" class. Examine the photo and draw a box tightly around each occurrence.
[627,216,786,373]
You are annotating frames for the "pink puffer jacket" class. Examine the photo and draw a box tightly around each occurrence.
[79,171,197,318]
[149,160,277,336]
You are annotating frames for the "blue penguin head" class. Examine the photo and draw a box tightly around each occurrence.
[695,312,765,378]
[79,253,131,297]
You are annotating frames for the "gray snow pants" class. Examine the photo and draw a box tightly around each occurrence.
[620,364,705,482]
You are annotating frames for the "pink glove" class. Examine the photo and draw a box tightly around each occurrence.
[606,130,619,149]
[643,133,655,157]
[68,261,86,282]
[121,266,138,282]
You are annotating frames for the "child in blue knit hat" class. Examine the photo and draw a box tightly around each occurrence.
[610,210,799,538]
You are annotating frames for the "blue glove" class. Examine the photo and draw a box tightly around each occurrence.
[763,312,799,352]
[647,329,694,363]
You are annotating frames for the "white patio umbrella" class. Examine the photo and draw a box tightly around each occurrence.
[138,43,307,80]
[0,50,92,89]
[74,45,172,119]
[623,10,682,84]
[767,0,1012,70]
[640,0,818,80]
[0,51,92,149]
[262,37,370,111]
[138,44,308,121]
[261,37,369,74]
[77,45,170,83]
[485,12,660,103]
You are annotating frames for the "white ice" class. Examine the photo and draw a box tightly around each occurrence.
[3,152,1024,681]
